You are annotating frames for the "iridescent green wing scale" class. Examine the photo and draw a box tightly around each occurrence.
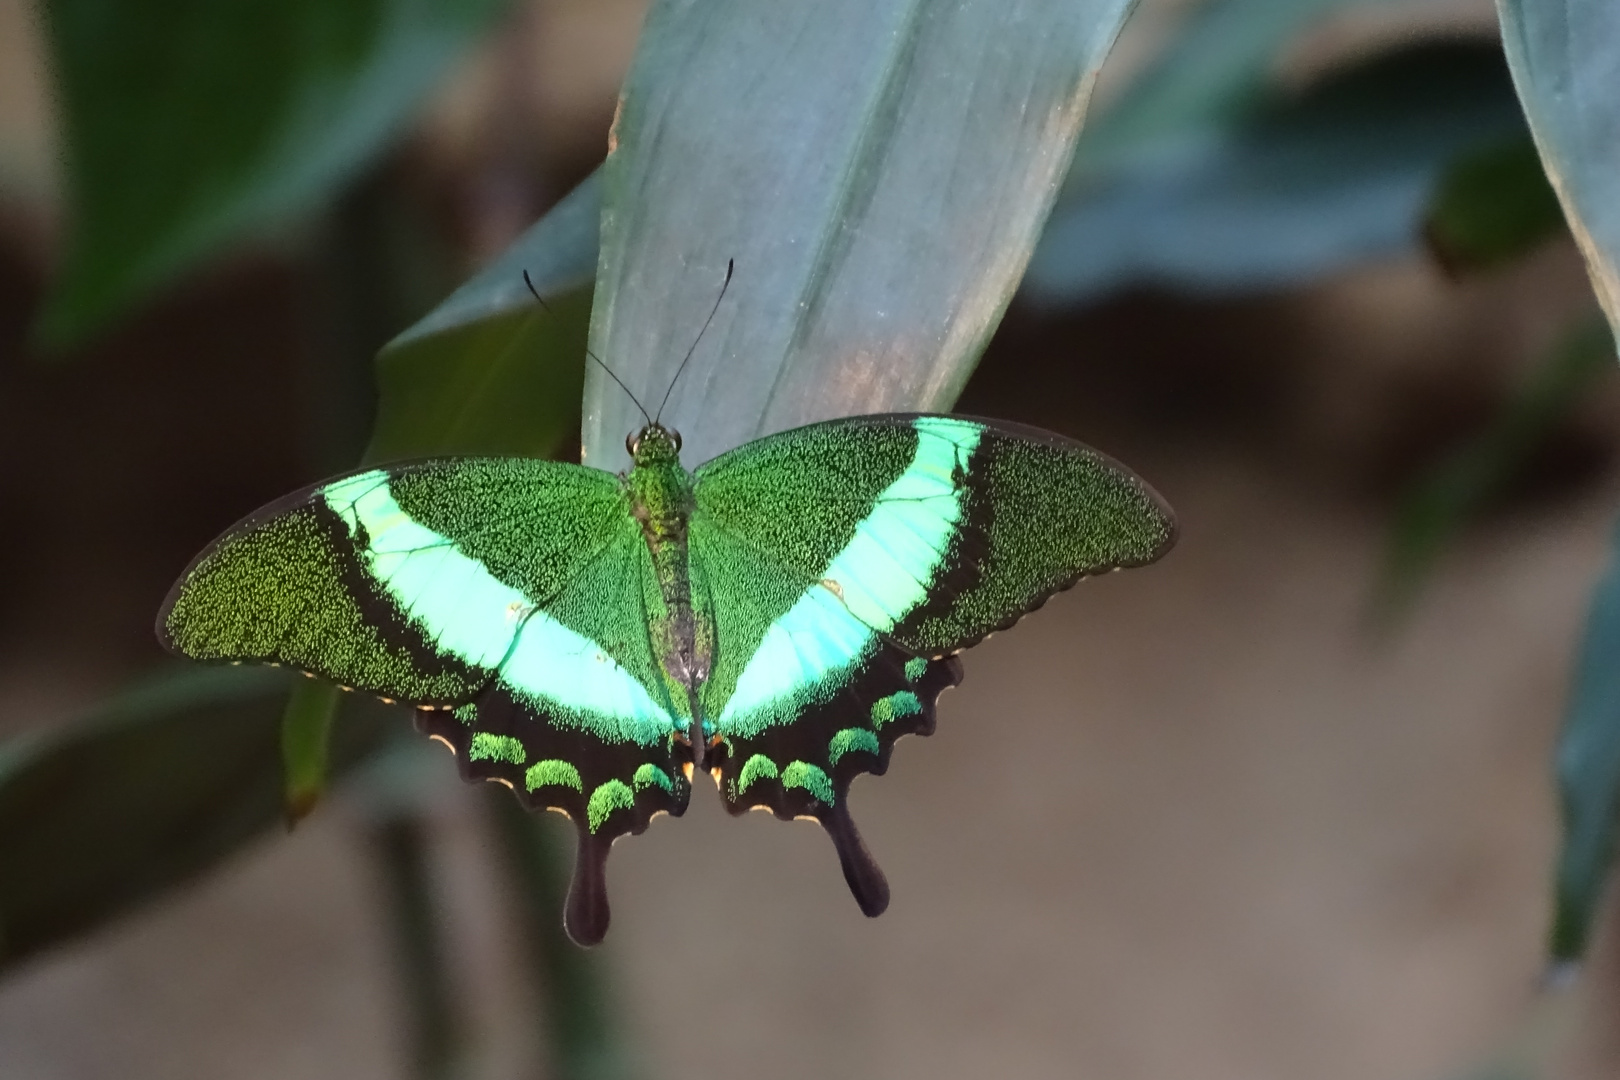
[157,459,688,944]
[691,414,1175,913]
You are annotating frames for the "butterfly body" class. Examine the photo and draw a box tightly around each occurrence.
[620,424,716,769]
[159,414,1174,944]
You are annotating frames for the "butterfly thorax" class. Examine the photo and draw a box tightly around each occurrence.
[624,424,714,762]
[625,424,692,546]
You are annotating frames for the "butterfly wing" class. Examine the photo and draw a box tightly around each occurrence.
[158,459,688,944]
[688,514,964,914]
[691,414,1174,912]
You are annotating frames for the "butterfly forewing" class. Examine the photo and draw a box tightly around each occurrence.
[158,457,688,944]
[693,414,1176,658]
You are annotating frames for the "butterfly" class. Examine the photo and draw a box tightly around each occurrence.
[158,412,1174,944]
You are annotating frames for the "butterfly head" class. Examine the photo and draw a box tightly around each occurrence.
[627,423,683,466]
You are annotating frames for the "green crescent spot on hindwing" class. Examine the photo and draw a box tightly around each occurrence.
[737,754,779,793]
[872,691,921,728]
[525,759,583,793]
[469,732,525,765]
[829,727,880,766]
[633,763,675,793]
[781,761,834,805]
[158,412,1175,946]
[587,781,636,832]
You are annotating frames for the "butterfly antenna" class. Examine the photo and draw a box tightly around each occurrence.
[654,258,734,425]
[523,270,651,426]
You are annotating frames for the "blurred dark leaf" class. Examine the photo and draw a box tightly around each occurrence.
[275,177,599,819]
[1499,0,1620,343]
[1376,316,1614,623]
[1072,0,1410,174]
[1425,135,1566,274]
[1027,40,1527,302]
[585,0,1139,467]
[0,667,398,971]
[369,175,600,463]
[38,0,507,347]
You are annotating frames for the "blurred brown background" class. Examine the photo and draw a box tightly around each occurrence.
[4,0,1620,1077]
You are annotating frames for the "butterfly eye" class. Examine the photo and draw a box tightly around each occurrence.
[626,432,640,457]
[669,430,682,452]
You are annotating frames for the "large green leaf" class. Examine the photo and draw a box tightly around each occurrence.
[0,667,395,970]
[1497,0,1620,342]
[583,0,1140,468]
[38,0,507,346]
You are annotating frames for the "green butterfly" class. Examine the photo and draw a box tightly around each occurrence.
[158,413,1174,944]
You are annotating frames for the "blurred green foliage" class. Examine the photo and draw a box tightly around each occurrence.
[370,288,590,463]
[1553,515,1620,961]
[0,667,394,967]
[1425,135,1567,274]
[38,0,506,346]
[1376,318,1614,624]
[281,678,342,823]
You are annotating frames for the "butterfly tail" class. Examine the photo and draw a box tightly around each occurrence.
[822,801,890,916]
[565,832,613,946]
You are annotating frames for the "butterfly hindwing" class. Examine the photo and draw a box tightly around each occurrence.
[415,682,688,946]
[159,458,686,944]
[711,640,962,916]
[690,414,1172,913]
